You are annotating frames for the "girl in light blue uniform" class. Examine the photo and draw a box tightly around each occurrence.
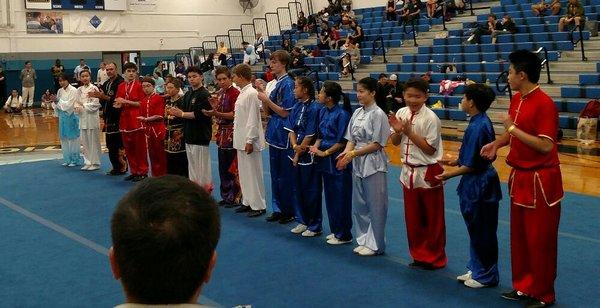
[55,74,83,166]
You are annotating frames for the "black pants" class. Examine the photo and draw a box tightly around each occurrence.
[167,152,189,177]
[106,132,126,172]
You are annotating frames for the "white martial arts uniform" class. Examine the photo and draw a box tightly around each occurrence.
[77,83,102,167]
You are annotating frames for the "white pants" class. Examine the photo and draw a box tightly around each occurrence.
[238,149,266,210]
[22,87,34,107]
[186,144,212,189]
[81,129,101,166]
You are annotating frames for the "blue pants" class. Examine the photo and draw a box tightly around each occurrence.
[353,172,388,253]
[461,198,500,286]
[268,146,295,216]
[323,170,353,241]
[293,163,323,232]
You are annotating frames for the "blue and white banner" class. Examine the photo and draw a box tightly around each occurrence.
[69,13,122,34]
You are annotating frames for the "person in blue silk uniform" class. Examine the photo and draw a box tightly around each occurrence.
[285,77,323,237]
[310,81,354,245]
[437,83,502,288]
[55,74,84,167]
[257,50,297,224]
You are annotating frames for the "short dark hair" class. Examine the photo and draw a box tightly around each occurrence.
[25,61,31,65]
[404,77,429,94]
[123,62,138,72]
[464,83,496,113]
[296,76,315,99]
[80,70,91,77]
[57,73,69,81]
[357,77,378,92]
[111,175,221,304]
[509,49,541,83]
[141,76,155,86]
[232,64,253,81]
[166,78,182,89]
[270,50,292,67]
[186,66,203,76]
[378,73,388,80]
[214,66,231,78]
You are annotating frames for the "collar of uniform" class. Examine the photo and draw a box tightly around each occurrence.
[520,85,540,101]
[277,74,289,81]
[326,103,338,111]
[240,83,253,92]
[362,102,377,112]
[410,104,425,115]
[469,112,484,122]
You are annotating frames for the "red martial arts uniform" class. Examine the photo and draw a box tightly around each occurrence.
[116,80,148,176]
[141,93,166,177]
[507,86,563,304]
[395,105,447,268]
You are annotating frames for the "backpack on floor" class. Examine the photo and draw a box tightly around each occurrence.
[576,99,600,142]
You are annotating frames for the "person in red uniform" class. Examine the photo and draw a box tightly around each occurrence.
[115,62,148,182]
[481,49,563,308]
[137,76,166,177]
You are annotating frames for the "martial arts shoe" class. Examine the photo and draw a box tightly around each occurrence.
[224,202,239,208]
[278,215,295,224]
[265,212,283,222]
[456,271,472,282]
[235,206,251,213]
[326,233,335,240]
[87,165,100,171]
[358,247,377,256]
[301,230,322,237]
[61,162,68,166]
[290,224,307,234]
[353,246,365,254]
[131,175,147,182]
[247,209,266,217]
[67,163,76,167]
[464,279,486,289]
[408,261,442,270]
[501,290,529,301]
[525,298,553,308]
[327,237,352,245]
[107,170,126,176]
[124,174,135,181]
[81,165,91,170]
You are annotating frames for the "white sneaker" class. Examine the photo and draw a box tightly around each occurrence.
[67,163,76,167]
[301,230,322,237]
[327,237,352,245]
[358,247,377,256]
[326,233,335,240]
[81,165,91,170]
[87,165,100,171]
[353,246,365,254]
[61,162,68,166]
[457,271,472,282]
[464,278,486,289]
[290,224,307,234]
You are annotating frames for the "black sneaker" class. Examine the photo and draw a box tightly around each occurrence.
[224,202,239,208]
[247,209,266,217]
[265,212,283,222]
[235,206,251,213]
[131,175,147,182]
[525,298,553,308]
[278,215,295,224]
[501,290,529,301]
[124,174,135,181]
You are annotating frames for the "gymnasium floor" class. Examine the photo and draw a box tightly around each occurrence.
[1,109,599,307]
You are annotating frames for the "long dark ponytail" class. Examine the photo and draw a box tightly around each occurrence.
[322,80,352,113]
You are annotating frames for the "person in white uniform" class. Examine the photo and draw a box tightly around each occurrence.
[231,64,267,216]
[76,70,102,171]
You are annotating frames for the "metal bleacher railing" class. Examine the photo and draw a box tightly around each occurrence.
[533,46,554,84]
[570,23,589,61]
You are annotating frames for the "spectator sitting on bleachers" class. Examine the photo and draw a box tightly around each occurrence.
[281,39,293,53]
[376,73,393,112]
[399,0,421,27]
[289,47,308,76]
[446,0,466,16]
[427,0,438,19]
[386,0,398,21]
[341,41,360,77]
[330,24,342,49]
[491,14,517,44]
[341,0,353,11]
[326,0,343,15]
[532,0,562,17]
[297,11,308,32]
[4,89,23,113]
[349,21,364,47]
[387,74,406,112]
[558,0,585,32]
[217,42,228,66]
[466,14,499,44]
[341,12,353,27]
[242,41,258,66]
[318,26,332,50]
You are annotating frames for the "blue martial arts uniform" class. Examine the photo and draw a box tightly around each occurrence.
[266,74,296,217]
[315,104,353,241]
[285,98,322,231]
[457,112,502,286]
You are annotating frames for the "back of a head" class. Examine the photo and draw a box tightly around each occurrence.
[464,83,496,113]
[508,49,541,83]
[111,175,221,304]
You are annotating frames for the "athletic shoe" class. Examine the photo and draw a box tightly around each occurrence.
[457,271,472,282]
[290,224,307,234]
[353,246,365,254]
[326,233,335,240]
[464,279,486,289]
[301,230,322,237]
[501,290,529,301]
[327,237,352,245]
[67,163,76,167]
[358,247,377,256]
[81,165,91,170]
[87,165,100,171]
[525,298,553,308]
[61,162,68,166]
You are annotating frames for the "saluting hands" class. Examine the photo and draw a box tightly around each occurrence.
[309,145,326,157]
[113,97,125,108]
[388,113,412,136]
[166,106,183,117]
[336,151,353,170]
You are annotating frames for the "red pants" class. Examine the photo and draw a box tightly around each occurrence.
[147,133,166,177]
[511,201,561,303]
[122,129,148,176]
[403,185,447,268]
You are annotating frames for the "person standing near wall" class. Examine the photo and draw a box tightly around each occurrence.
[20,61,37,108]
[51,59,64,92]
[0,66,6,104]
[97,62,109,87]
[74,59,87,83]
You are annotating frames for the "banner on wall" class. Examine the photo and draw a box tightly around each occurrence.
[26,11,64,34]
[128,0,157,11]
[25,0,127,11]
[70,13,121,34]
